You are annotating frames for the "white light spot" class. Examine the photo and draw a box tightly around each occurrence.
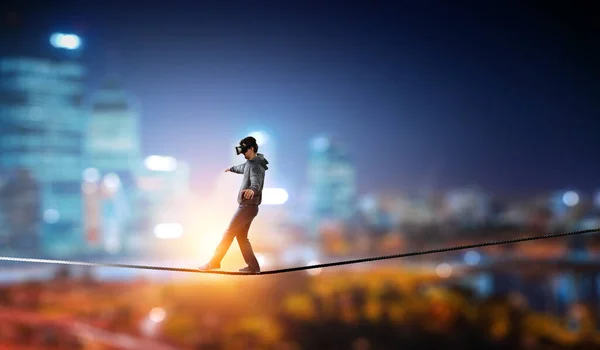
[149,308,166,323]
[50,33,81,50]
[436,263,452,278]
[594,191,600,207]
[154,223,183,239]
[306,260,323,276]
[144,155,178,172]
[262,188,289,205]
[103,173,121,192]
[83,168,100,183]
[464,250,481,266]
[43,209,60,224]
[249,131,269,146]
[562,191,579,207]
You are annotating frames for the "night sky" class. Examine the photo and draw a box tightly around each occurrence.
[2,0,600,197]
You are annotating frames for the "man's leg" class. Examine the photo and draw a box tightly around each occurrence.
[236,205,260,271]
[200,205,255,269]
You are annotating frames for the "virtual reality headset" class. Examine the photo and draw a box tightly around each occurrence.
[235,141,256,155]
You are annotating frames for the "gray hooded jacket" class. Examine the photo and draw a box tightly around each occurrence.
[229,153,269,205]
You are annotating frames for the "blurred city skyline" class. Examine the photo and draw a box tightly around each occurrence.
[2,0,599,197]
[1,4,600,348]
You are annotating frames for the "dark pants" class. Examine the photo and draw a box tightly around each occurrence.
[210,204,260,269]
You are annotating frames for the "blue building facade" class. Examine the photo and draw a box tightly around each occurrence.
[307,135,356,237]
[84,77,142,256]
[0,55,87,258]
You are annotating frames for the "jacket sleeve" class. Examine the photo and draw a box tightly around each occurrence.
[248,163,264,193]
[230,164,245,174]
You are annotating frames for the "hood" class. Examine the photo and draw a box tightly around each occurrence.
[250,153,269,170]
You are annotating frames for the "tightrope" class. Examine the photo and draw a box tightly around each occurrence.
[0,227,598,275]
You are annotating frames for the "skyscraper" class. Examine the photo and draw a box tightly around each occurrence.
[86,77,142,174]
[0,32,87,258]
[84,76,142,255]
[307,135,356,237]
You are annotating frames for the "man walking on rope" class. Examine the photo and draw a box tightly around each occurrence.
[198,136,268,273]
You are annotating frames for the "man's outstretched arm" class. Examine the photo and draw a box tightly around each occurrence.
[226,164,245,174]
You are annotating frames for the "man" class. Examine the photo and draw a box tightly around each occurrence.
[198,136,268,273]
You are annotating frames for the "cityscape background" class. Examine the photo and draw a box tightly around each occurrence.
[0,1,599,349]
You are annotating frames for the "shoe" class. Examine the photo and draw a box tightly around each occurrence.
[239,265,260,274]
[198,262,220,271]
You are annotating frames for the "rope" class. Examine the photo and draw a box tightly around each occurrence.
[0,227,598,275]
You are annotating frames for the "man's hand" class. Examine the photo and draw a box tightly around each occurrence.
[242,189,255,200]
[224,168,231,172]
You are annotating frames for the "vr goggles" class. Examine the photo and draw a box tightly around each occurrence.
[235,141,256,155]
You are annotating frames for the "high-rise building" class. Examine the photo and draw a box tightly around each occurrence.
[0,32,87,258]
[307,135,356,237]
[0,169,41,255]
[83,77,142,255]
[86,77,141,173]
